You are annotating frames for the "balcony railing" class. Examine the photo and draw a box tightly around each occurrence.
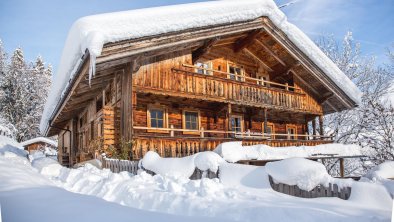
[133,64,322,114]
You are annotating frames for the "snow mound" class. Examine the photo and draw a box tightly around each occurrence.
[265,158,331,191]
[364,161,394,180]
[141,151,196,177]
[40,0,361,134]
[214,142,362,162]
[361,161,394,197]
[0,144,28,158]
[141,151,225,178]
[194,151,225,172]
[32,157,62,177]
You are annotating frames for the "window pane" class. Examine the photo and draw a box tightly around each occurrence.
[156,110,163,119]
[151,120,157,128]
[191,123,197,130]
[186,122,191,129]
[157,120,163,128]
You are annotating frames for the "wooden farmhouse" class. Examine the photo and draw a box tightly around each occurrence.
[39,1,361,166]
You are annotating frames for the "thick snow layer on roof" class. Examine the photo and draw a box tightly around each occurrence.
[20,137,57,147]
[214,141,362,162]
[40,0,362,134]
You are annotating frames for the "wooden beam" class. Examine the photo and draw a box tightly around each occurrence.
[254,39,286,66]
[233,29,263,53]
[243,48,273,72]
[339,158,345,177]
[120,61,134,141]
[192,37,220,64]
[318,92,334,104]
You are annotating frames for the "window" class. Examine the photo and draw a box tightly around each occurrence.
[150,109,164,128]
[230,115,243,133]
[263,122,275,139]
[195,62,212,75]
[147,105,168,133]
[228,65,244,81]
[182,110,200,133]
[257,74,270,86]
[286,125,297,140]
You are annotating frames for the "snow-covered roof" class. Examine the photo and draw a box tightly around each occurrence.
[40,0,362,134]
[20,137,57,147]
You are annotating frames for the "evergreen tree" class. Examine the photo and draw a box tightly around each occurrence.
[0,45,52,142]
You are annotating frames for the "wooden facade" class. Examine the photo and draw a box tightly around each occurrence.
[45,17,357,166]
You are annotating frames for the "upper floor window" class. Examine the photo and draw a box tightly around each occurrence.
[195,62,212,75]
[228,66,244,81]
[257,73,270,86]
[230,115,243,133]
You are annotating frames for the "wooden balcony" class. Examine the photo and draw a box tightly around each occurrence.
[133,65,322,114]
[131,126,333,160]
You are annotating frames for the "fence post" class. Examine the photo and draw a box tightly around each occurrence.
[247,129,251,137]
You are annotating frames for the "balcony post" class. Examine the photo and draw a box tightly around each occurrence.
[200,127,204,138]
[319,115,324,139]
[312,118,316,140]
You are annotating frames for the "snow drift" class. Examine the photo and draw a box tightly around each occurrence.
[214,141,362,162]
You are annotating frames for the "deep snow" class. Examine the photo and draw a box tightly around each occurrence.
[0,136,392,222]
[214,141,361,162]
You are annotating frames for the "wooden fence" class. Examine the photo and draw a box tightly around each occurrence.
[100,157,140,174]
[268,175,351,200]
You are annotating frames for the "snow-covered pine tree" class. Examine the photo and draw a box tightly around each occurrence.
[0,47,27,141]
[0,46,52,142]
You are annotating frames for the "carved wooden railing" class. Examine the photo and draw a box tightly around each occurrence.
[133,66,323,114]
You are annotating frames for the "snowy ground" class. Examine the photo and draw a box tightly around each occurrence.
[0,137,392,222]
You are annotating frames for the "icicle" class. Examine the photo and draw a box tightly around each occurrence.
[88,54,96,86]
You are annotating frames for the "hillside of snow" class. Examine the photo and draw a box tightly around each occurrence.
[0,136,392,222]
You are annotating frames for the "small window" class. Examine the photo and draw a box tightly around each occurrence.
[257,74,270,86]
[230,115,243,133]
[229,66,244,81]
[150,109,164,128]
[183,110,199,132]
[195,62,212,75]
[287,125,297,140]
[263,123,275,139]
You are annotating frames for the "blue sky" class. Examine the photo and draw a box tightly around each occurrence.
[0,0,393,73]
